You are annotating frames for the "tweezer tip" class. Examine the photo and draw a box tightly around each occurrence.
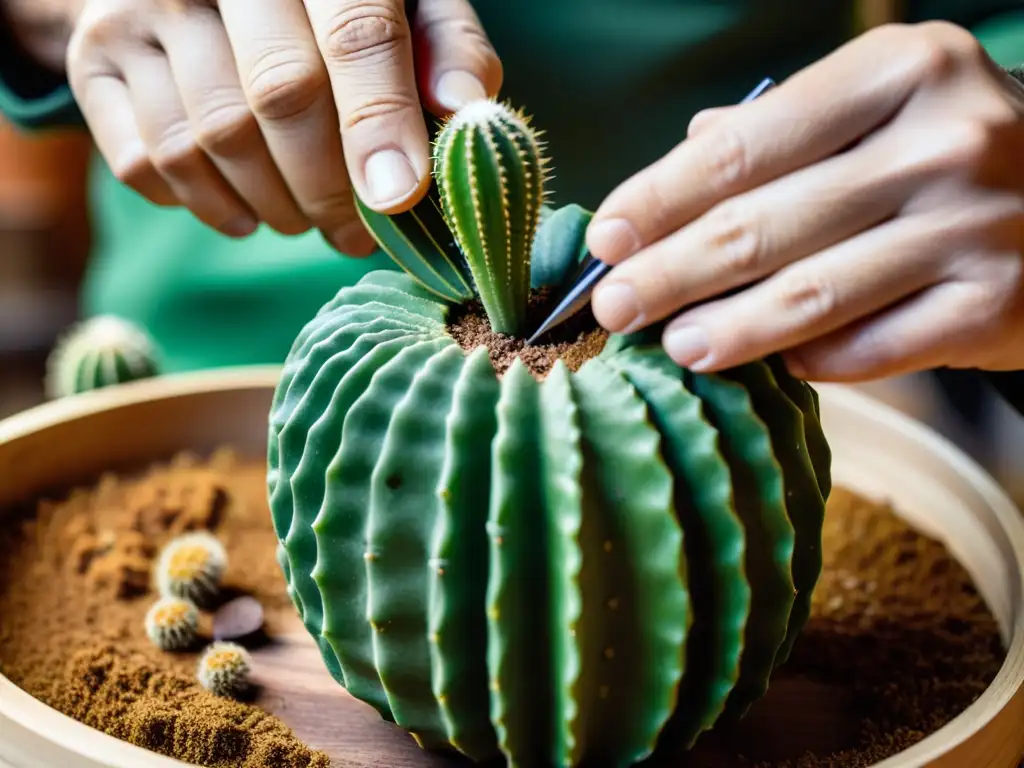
[526,318,556,346]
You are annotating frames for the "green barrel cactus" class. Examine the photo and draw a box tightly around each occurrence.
[268,98,831,767]
[45,314,161,399]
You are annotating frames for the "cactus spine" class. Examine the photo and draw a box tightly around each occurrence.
[197,641,253,698]
[434,100,548,335]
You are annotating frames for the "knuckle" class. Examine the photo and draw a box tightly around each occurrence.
[957,283,1006,331]
[302,191,359,228]
[341,94,418,131]
[904,22,982,84]
[640,255,679,303]
[246,53,328,121]
[699,126,750,193]
[322,6,408,63]
[702,202,763,277]
[777,270,838,325]
[111,147,155,190]
[193,102,258,153]
[426,17,500,71]
[919,20,986,61]
[936,120,996,172]
[150,132,204,177]
[912,37,958,83]
[71,7,131,52]
[631,175,672,238]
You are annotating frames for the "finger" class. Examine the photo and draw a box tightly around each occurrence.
[73,71,178,206]
[120,50,259,237]
[157,5,310,236]
[221,0,375,255]
[413,0,502,115]
[656,214,944,371]
[781,282,993,382]
[586,22,960,265]
[305,0,432,213]
[686,106,729,137]
[591,115,966,333]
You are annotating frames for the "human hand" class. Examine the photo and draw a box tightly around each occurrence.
[64,0,502,254]
[586,22,1024,381]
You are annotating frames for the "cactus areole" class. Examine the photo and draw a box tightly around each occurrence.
[267,99,832,766]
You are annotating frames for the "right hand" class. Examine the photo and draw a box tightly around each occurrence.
[64,0,503,255]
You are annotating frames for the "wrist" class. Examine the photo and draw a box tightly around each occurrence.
[0,0,74,73]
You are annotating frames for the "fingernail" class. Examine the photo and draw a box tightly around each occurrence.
[587,218,641,264]
[592,281,643,333]
[365,149,419,207]
[664,324,710,369]
[222,215,258,238]
[435,70,488,112]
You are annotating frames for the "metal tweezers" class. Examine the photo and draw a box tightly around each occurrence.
[527,76,778,345]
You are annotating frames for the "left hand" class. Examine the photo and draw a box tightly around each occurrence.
[586,21,1024,382]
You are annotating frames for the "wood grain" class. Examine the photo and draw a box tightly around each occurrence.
[251,616,862,767]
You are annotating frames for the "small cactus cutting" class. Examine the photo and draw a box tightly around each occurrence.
[144,596,199,652]
[197,641,253,698]
[45,315,161,399]
[270,97,832,767]
[155,532,227,608]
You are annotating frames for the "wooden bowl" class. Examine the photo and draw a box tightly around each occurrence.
[0,367,1021,768]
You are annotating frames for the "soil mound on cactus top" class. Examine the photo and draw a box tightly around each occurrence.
[446,289,609,378]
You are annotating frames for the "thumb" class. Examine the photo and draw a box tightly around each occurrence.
[413,0,503,115]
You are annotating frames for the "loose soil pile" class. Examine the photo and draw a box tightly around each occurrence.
[446,290,609,378]
[0,450,1006,768]
[0,449,329,768]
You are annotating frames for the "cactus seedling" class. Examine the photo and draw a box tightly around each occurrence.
[45,315,160,399]
[155,531,227,607]
[145,596,199,651]
[434,100,548,335]
[197,641,253,698]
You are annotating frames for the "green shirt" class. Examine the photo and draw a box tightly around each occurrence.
[1,0,1022,373]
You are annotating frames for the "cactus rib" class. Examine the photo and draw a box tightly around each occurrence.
[367,344,467,749]
[485,360,551,765]
[567,359,689,766]
[312,338,452,714]
[687,370,796,722]
[604,347,748,752]
[430,347,502,760]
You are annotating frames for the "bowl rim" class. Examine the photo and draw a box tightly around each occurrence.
[0,368,1020,768]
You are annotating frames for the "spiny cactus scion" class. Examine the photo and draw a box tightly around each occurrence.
[197,641,253,698]
[155,531,227,608]
[145,596,199,651]
[45,314,160,399]
[434,98,550,335]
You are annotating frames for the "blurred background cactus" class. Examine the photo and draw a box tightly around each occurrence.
[44,314,161,399]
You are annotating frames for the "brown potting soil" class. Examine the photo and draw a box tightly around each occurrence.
[0,450,1007,768]
[0,449,329,768]
[733,486,1004,768]
[446,290,609,378]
